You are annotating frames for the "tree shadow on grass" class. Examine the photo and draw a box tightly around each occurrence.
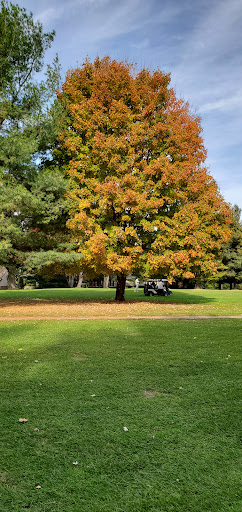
[0,288,216,307]
[124,289,216,305]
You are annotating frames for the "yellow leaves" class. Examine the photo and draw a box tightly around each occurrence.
[109,100,132,131]
[109,226,126,243]
[85,232,108,255]
[124,188,139,205]
[121,214,131,223]
[141,220,156,232]
[171,251,190,266]
[182,271,195,279]
[80,232,109,275]
[93,131,106,146]
[106,253,133,274]
[94,179,119,197]
[58,56,232,283]
[80,228,143,276]
[93,133,129,169]
[124,226,138,239]
[189,249,202,259]
[67,211,95,238]
[76,198,91,210]
[125,245,143,255]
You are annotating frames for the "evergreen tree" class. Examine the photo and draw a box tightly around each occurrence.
[220,205,242,289]
[0,1,81,288]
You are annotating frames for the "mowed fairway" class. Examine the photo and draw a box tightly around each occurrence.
[0,314,241,511]
[0,288,242,318]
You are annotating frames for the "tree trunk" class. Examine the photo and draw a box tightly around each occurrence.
[76,272,83,288]
[67,275,75,288]
[7,265,17,289]
[115,274,126,301]
[103,275,109,288]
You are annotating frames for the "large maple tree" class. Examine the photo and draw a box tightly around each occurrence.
[57,56,231,300]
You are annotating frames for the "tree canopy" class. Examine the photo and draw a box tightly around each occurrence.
[220,205,242,288]
[0,1,82,287]
[0,0,55,124]
[57,56,231,300]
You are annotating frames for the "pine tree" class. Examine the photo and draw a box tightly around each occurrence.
[220,205,242,289]
[0,1,81,287]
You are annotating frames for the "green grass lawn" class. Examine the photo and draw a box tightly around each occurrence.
[0,287,242,317]
[0,319,241,511]
[1,287,242,304]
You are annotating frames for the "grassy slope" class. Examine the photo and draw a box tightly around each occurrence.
[0,319,241,512]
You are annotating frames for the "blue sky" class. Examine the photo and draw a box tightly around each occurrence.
[19,0,242,210]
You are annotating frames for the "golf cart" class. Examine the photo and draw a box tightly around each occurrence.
[144,279,172,297]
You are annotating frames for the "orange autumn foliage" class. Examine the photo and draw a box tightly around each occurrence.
[57,56,231,296]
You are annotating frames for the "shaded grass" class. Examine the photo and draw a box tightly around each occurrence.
[0,319,241,511]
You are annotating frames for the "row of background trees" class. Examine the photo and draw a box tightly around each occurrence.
[0,1,241,299]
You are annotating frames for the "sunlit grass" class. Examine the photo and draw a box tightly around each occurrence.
[0,319,241,511]
[0,288,242,317]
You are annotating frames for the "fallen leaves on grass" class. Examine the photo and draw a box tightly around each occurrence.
[0,298,229,319]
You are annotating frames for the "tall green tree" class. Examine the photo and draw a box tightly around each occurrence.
[0,0,55,124]
[0,1,81,288]
[219,205,242,289]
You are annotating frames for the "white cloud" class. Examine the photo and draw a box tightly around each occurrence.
[35,7,62,25]
[172,0,242,97]
[200,90,242,114]
[35,0,110,26]
[131,38,149,50]
[184,0,242,58]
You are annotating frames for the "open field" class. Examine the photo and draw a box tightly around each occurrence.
[0,288,242,319]
[0,319,241,512]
